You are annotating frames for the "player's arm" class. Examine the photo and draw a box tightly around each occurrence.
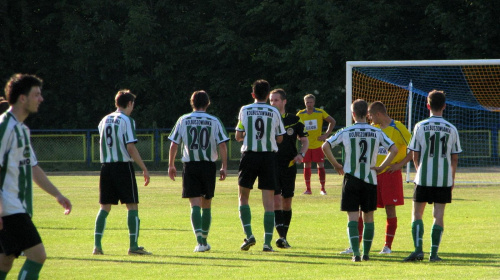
[318,116,336,141]
[412,151,420,170]
[168,142,178,181]
[235,120,245,142]
[235,131,245,142]
[127,143,150,186]
[293,136,309,163]
[276,134,283,144]
[322,142,343,175]
[388,150,413,172]
[218,141,228,180]
[372,144,398,174]
[451,153,459,186]
[32,165,72,215]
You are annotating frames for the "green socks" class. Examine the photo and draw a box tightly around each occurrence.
[191,206,203,244]
[239,205,253,238]
[412,219,424,253]
[18,259,43,280]
[348,221,361,256]
[201,208,211,245]
[94,209,109,249]
[363,222,374,256]
[0,270,7,280]
[128,210,140,250]
[431,224,444,257]
[264,211,275,246]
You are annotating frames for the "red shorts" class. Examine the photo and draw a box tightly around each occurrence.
[302,147,324,163]
[376,170,404,208]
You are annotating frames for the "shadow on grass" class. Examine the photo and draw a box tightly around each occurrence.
[170,253,326,265]
[38,227,189,232]
[48,256,244,267]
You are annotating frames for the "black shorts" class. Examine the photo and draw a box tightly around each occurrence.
[413,185,452,204]
[0,213,42,257]
[238,152,277,191]
[99,162,139,205]
[182,161,216,199]
[275,158,296,198]
[341,173,377,212]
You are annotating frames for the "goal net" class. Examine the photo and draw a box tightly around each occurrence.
[345,59,500,185]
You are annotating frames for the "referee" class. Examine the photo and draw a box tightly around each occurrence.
[93,90,152,256]
[269,89,308,249]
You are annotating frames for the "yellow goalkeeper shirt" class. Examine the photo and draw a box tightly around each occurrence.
[373,120,411,173]
[297,108,330,149]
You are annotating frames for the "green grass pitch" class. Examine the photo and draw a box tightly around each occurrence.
[8,172,500,279]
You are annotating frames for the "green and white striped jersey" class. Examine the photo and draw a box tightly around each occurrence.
[236,102,285,152]
[0,111,38,217]
[408,116,462,187]
[98,110,137,163]
[169,111,229,162]
[325,122,394,185]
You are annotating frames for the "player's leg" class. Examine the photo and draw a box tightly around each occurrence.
[342,174,362,260]
[94,204,111,254]
[361,211,374,260]
[403,200,426,261]
[383,205,397,252]
[201,198,213,247]
[126,203,141,251]
[430,203,446,261]
[19,243,46,280]
[262,189,276,251]
[303,160,312,194]
[95,163,114,254]
[317,161,326,194]
[274,194,285,238]
[189,197,204,247]
[282,197,292,241]
[0,254,15,280]
[360,182,377,260]
[347,212,361,260]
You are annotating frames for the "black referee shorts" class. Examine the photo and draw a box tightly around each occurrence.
[0,213,42,257]
[99,162,139,205]
[238,152,277,191]
[275,158,297,198]
[182,161,216,199]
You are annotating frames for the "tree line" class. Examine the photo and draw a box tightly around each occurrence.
[1,0,498,130]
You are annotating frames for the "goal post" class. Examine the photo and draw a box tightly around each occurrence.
[345,59,500,185]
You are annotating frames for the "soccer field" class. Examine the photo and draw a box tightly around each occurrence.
[9,173,500,279]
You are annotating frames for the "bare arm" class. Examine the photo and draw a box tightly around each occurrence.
[413,151,420,171]
[235,131,245,142]
[218,142,228,180]
[318,116,336,141]
[276,134,283,144]
[372,145,399,174]
[32,165,72,215]
[387,150,413,172]
[127,143,150,186]
[168,142,178,181]
[322,142,344,175]
[451,153,459,187]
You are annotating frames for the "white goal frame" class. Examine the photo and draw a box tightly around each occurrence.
[345,59,500,182]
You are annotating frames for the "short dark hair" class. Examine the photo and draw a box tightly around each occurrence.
[190,90,210,110]
[428,90,446,111]
[0,97,9,114]
[270,88,286,100]
[368,101,387,114]
[115,89,136,108]
[352,99,368,118]
[252,79,270,101]
[4,74,43,105]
